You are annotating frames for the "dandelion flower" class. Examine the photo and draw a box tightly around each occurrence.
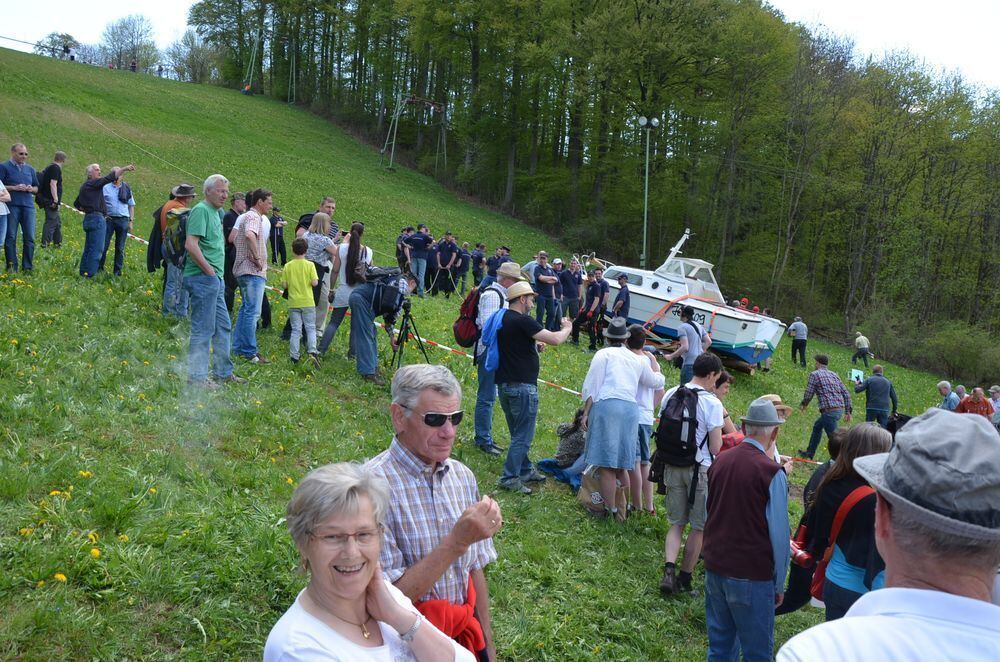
[9,338,18,346]
[49,489,62,496]
[53,573,67,582]
[148,487,157,494]
[19,527,33,536]
[87,532,99,544]
[118,534,129,543]
[286,477,294,485]
[78,470,93,479]
[90,548,101,559]
[36,580,45,588]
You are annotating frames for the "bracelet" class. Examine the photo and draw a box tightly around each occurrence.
[399,612,423,643]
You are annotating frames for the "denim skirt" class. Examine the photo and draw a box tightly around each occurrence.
[583,398,639,469]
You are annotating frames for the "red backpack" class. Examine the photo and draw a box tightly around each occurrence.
[453,286,486,347]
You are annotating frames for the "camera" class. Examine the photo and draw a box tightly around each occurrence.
[400,298,411,313]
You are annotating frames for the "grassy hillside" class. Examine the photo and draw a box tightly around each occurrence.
[0,48,944,660]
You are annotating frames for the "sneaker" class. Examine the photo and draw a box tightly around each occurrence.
[659,564,677,595]
[309,353,321,368]
[477,444,502,457]
[676,573,698,597]
[363,373,386,386]
[497,477,532,494]
[215,374,248,385]
[187,378,220,390]
[290,356,300,364]
[520,469,547,483]
[254,353,270,364]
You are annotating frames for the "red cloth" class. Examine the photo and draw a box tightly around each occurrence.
[718,431,745,454]
[413,573,486,656]
[955,396,994,419]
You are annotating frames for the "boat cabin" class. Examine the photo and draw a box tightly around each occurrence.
[653,257,726,304]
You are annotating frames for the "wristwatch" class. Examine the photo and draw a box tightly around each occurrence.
[399,612,423,643]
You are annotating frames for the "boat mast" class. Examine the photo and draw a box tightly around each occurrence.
[663,228,691,266]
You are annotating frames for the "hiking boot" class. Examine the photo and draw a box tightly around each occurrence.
[290,356,300,364]
[477,444,503,457]
[363,373,386,386]
[520,469,547,483]
[677,573,698,597]
[498,477,532,494]
[659,564,677,595]
[308,353,321,368]
[797,449,813,460]
[215,374,248,385]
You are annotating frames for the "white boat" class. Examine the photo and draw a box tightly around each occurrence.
[599,230,786,366]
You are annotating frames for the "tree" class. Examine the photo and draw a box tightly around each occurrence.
[33,33,80,59]
[101,14,160,71]
[165,29,217,83]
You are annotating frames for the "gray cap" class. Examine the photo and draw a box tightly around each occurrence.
[854,408,1000,541]
[740,397,786,426]
[990,385,1000,394]
[603,316,629,340]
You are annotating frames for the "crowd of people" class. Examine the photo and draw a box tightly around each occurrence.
[4,143,1000,660]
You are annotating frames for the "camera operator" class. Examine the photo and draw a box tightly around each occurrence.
[348,269,419,385]
[269,206,287,265]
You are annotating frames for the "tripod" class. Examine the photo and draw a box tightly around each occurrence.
[390,303,430,369]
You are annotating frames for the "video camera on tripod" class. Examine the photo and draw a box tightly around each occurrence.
[362,266,429,368]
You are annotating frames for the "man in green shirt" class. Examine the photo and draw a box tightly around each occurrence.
[183,174,246,387]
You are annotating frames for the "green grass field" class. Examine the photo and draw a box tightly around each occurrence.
[0,48,945,660]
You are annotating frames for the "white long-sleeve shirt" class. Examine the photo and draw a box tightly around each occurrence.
[582,346,664,403]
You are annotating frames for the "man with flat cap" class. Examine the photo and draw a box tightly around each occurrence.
[160,183,196,317]
[702,397,790,662]
[779,408,1000,660]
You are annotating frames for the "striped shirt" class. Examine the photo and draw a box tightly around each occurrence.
[475,283,508,358]
[801,367,852,413]
[368,439,497,604]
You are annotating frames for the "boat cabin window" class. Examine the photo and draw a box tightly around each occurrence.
[604,270,643,287]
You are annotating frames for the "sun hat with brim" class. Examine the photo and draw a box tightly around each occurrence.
[171,183,197,198]
[990,385,1000,394]
[740,398,785,426]
[603,317,629,340]
[758,394,793,419]
[496,262,524,281]
[854,408,1000,541]
[505,281,535,301]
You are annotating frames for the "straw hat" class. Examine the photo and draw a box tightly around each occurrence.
[758,394,793,419]
[496,262,524,281]
[505,281,535,302]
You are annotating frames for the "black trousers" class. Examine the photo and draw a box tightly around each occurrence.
[572,309,601,348]
[791,338,807,366]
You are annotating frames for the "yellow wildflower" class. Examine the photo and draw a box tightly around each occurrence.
[19,527,33,536]
[87,532,99,544]
[53,573,67,582]
[90,548,101,559]
[36,580,45,588]
[286,477,294,485]
[148,487,157,494]
[9,338,17,346]
[49,489,61,496]
[78,470,93,479]
[118,534,129,543]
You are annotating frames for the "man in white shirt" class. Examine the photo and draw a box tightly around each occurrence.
[657,352,724,596]
[778,408,1000,661]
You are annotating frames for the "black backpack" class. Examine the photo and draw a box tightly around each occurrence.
[652,386,707,468]
[366,266,405,316]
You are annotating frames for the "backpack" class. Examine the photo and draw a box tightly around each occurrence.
[652,386,707,468]
[161,206,192,267]
[453,284,503,348]
[367,267,405,316]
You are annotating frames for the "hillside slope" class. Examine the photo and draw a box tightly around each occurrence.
[0,48,944,660]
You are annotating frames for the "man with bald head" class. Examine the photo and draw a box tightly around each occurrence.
[0,144,40,272]
[73,161,135,278]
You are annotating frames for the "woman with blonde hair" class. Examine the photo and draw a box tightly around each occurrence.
[303,212,338,330]
[320,221,371,356]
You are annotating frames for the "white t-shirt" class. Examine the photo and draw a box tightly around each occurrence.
[0,182,9,216]
[332,243,373,308]
[778,587,1000,661]
[582,346,665,404]
[659,383,724,466]
[264,582,475,662]
[633,352,660,426]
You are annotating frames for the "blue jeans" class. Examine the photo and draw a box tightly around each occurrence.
[4,205,36,271]
[411,257,427,295]
[349,282,378,376]
[232,274,265,358]
[498,383,539,482]
[318,306,351,354]
[99,216,129,275]
[79,212,106,277]
[705,570,775,662]
[475,358,498,448]
[183,273,234,381]
[806,409,843,458]
[535,295,557,330]
[866,408,889,428]
[0,215,7,261]
[680,363,694,386]
[162,262,189,317]
[288,307,317,359]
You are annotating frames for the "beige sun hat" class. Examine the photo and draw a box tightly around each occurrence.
[505,281,535,301]
[496,262,524,281]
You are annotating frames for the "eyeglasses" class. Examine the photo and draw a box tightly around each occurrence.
[402,405,464,427]
[311,525,382,549]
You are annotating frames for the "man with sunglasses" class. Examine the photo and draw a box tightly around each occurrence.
[1,143,39,272]
[368,365,502,661]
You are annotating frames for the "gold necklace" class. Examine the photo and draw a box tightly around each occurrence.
[308,587,372,639]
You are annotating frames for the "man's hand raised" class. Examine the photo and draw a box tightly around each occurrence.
[449,496,502,551]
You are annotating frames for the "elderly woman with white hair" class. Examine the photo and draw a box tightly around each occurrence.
[265,462,475,661]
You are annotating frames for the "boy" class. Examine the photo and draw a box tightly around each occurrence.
[282,238,320,367]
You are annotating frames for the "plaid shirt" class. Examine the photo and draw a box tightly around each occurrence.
[232,209,267,278]
[367,439,497,604]
[801,367,852,413]
[475,282,507,358]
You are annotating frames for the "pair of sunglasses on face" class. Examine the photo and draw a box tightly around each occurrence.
[403,405,464,427]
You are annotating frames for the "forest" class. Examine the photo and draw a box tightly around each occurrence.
[179,0,998,380]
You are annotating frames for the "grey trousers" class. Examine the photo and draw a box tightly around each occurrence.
[41,206,62,246]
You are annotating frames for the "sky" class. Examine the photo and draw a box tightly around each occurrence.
[1,0,997,90]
